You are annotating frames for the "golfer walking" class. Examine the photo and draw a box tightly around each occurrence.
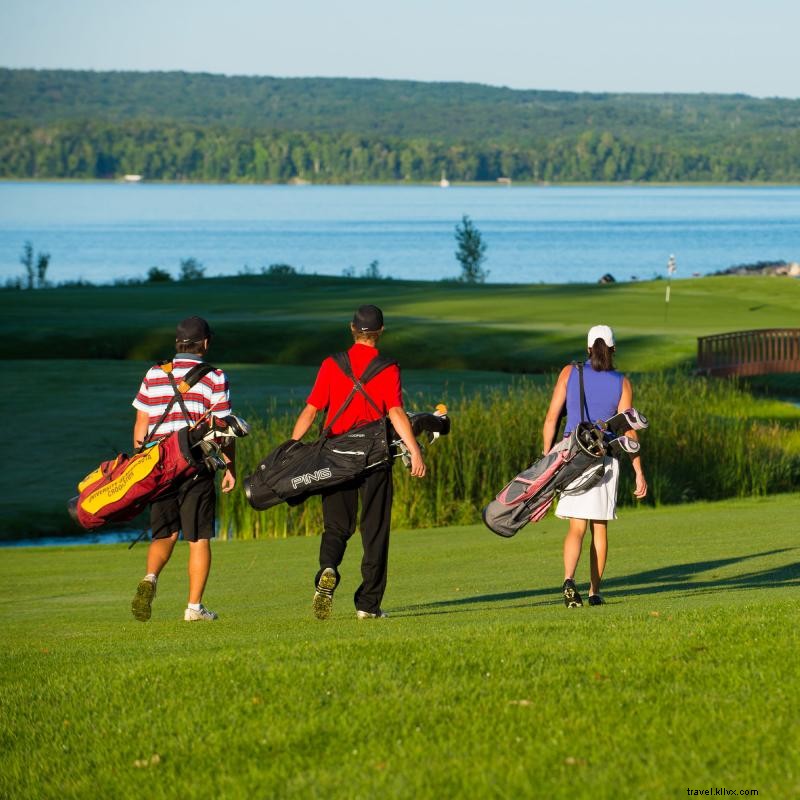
[291,305,426,619]
[130,316,236,622]
[542,325,647,607]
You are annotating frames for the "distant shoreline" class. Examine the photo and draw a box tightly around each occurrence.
[3,177,800,189]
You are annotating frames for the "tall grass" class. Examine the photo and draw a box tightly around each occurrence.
[218,373,800,538]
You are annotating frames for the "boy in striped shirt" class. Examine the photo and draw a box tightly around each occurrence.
[130,316,236,622]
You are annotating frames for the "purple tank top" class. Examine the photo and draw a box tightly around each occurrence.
[563,362,623,434]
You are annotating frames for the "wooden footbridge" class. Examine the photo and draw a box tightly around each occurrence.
[697,329,800,377]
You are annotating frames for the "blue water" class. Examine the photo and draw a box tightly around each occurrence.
[1,182,799,285]
[0,531,140,548]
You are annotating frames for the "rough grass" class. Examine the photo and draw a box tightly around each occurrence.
[1,494,799,799]
[7,361,799,538]
[221,371,800,537]
[4,359,522,537]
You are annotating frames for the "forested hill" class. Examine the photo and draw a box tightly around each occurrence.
[3,68,800,142]
[2,68,800,182]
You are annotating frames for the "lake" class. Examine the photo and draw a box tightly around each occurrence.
[1,182,799,285]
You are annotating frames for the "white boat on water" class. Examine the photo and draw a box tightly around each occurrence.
[439,172,450,188]
[123,174,143,183]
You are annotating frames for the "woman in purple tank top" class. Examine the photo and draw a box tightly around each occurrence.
[542,325,647,608]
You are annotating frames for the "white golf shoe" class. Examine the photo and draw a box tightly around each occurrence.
[184,605,218,621]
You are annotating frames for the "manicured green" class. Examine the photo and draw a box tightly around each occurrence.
[3,274,800,372]
[1,495,798,799]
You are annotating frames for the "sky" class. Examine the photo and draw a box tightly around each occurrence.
[1,0,799,98]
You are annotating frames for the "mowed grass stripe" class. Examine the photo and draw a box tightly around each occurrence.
[1,495,798,799]
[3,275,800,371]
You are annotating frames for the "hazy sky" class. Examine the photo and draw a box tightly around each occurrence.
[1,0,799,97]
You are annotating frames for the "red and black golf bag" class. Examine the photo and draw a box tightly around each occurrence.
[70,360,249,530]
[72,427,204,530]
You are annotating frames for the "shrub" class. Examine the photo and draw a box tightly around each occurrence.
[147,266,173,283]
[263,263,296,276]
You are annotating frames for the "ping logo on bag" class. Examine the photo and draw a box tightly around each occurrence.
[291,468,333,489]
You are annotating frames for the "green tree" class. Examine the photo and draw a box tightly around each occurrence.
[36,251,50,288]
[454,215,488,283]
[179,257,205,281]
[19,241,34,289]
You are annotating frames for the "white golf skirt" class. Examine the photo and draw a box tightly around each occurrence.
[555,456,620,521]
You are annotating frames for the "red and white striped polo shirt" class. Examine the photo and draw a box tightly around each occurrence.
[132,355,232,438]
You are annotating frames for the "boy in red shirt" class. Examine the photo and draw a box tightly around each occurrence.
[291,305,426,619]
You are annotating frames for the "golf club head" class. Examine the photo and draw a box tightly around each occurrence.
[608,435,641,457]
[622,408,648,431]
[203,414,251,442]
[222,414,251,437]
[575,422,607,457]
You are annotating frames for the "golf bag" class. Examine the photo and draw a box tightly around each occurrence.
[69,358,250,530]
[70,414,249,531]
[482,423,607,538]
[482,362,648,538]
[243,353,452,511]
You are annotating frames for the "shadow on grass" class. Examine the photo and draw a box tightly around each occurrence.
[396,548,800,615]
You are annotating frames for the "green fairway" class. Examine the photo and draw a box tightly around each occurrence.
[1,495,798,799]
[3,274,799,371]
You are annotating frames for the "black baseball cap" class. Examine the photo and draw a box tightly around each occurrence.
[176,316,213,343]
[352,304,384,332]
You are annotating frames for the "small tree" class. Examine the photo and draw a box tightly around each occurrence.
[20,241,34,289]
[454,215,488,283]
[19,241,51,288]
[179,257,205,281]
[36,251,51,288]
[363,259,381,279]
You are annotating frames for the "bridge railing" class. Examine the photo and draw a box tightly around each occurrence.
[697,329,800,377]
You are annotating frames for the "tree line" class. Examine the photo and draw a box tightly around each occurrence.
[3,120,800,183]
[5,69,800,146]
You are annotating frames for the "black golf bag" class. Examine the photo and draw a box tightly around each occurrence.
[243,353,451,512]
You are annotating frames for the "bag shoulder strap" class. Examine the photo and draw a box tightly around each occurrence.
[323,352,397,435]
[143,360,217,446]
[573,361,592,424]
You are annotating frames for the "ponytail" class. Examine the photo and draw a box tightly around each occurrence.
[589,339,615,371]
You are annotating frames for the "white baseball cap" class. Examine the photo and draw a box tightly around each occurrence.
[587,325,615,347]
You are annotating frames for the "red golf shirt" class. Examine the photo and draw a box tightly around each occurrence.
[307,343,403,435]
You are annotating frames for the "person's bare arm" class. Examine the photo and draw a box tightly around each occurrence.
[291,404,319,441]
[541,365,571,454]
[619,376,647,499]
[133,409,150,450]
[220,441,236,493]
[387,406,426,478]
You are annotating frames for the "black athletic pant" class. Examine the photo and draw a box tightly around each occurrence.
[316,464,393,614]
